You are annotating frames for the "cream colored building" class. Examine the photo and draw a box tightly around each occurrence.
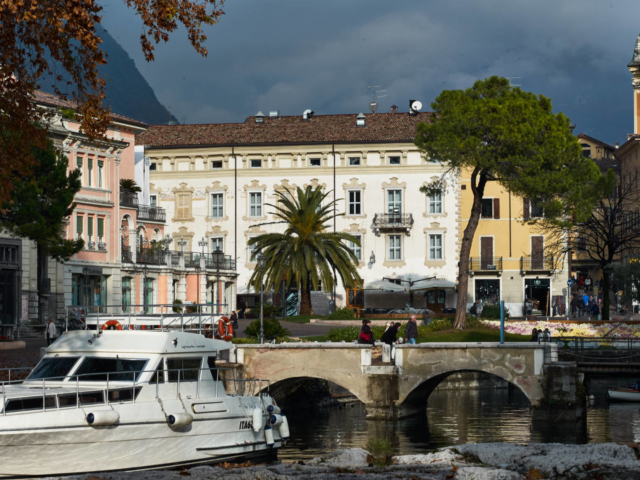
[137,110,461,314]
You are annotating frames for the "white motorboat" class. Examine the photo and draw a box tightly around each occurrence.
[0,330,288,478]
[608,386,640,402]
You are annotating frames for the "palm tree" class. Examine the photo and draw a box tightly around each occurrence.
[247,186,362,315]
[119,178,142,193]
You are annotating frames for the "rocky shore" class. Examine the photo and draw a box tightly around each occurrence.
[52,443,640,480]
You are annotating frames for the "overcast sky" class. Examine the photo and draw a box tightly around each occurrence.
[101,0,640,145]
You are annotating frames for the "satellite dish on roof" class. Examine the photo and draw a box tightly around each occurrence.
[410,100,423,112]
[369,102,378,113]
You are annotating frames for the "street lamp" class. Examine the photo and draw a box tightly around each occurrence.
[369,251,376,265]
[257,253,267,344]
[177,236,187,253]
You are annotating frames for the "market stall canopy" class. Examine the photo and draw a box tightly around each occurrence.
[409,279,457,292]
[362,280,407,293]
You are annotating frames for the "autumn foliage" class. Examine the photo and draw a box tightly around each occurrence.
[0,0,225,205]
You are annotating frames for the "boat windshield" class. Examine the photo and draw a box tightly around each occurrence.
[72,357,149,382]
[28,357,80,381]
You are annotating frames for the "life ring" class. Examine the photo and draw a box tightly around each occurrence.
[216,316,233,341]
[102,320,122,331]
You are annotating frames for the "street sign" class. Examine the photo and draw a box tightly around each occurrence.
[567,279,575,287]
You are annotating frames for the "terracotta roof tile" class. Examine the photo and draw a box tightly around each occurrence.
[136,112,433,148]
[34,90,147,128]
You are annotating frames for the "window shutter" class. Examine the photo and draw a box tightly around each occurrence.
[98,160,104,168]
[523,198,530,219]
[76,216,83,234]
[76,157,83,168]
[88,158,93,169]
[493,198,500,219]
[97,218,104,237]
[87,217,93,236]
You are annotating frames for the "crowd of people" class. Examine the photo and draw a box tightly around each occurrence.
[357,315,419,346]
[569,293,601,320]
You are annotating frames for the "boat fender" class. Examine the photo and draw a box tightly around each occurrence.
[252,407,263,432]
[264,425,275,448]
[267,404,281,414]
[279,414,290,440]
[86,410,120,426]
[270,414,283,427]
[168,413,193,427]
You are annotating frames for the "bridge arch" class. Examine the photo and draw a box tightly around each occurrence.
[398,369,532,412]
[264,375,368,408]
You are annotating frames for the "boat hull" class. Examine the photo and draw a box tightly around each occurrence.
[608,389,640,402]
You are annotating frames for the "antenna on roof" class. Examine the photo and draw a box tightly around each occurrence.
[506,77,521,87]
[368,85,386,113]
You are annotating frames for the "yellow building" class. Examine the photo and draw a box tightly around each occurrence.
[460,171,569,318]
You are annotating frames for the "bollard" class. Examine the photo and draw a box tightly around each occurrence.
[382,344,391,363]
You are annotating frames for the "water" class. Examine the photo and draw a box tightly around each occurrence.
[279,387,640,460]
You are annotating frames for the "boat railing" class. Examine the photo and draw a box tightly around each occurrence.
[64,303,230,335]
[0,366,269,416]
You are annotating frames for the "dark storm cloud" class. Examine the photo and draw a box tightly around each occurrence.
[101,0,640,144]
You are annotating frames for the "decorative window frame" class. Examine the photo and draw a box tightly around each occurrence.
[342,178,367,218]
[172,227,195,253]
[208,155,226,170]
[383,151,407,166]
[424,223,447,268]
[242,180,267,221]
[381,177,407,214]
[206,225,228,253]
[205,181,229,222]
[423,177,447,218]
[383,233,405,268]
[244,226,267,268]
[306,153,326,168]
[172,183,195,223]
[273,179,298,210]
[343,223,366,267]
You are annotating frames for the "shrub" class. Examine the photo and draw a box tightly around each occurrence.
[326,326,360,342]
[60,108,76,120]
[250,303,281,319]
[185,305,197,313]
[479,304,510,320]
[172,299,183,313]
[244,317,290,339]
[424,318,454,332]
[365,438,394,466]
[326,307,355,320]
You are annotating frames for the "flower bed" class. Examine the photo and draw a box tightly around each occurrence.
[483,320,640,338]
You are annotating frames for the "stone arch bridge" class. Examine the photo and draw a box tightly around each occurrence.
[226,342,576,420]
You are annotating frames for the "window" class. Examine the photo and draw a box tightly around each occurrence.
[250,159,262,168]
[577,237,587,252]
[97,218,104,248]
[87,158,93,186]
[388,235,402,260]
[211,193,223,218]
[167,358,201,382]
[249,192,262,217]
[310,158,321,167]
[98,160,104,188]
[427,157,441,164]
[349,157,361,166]
[87,216,94,241]
[76,156,83,183]
[176,194,190,220]
[72,357,149,382]
[143,278,154,313]
[149,162,157,171]
[481,198,494,218]
[429,234,443,260]
[428,192,442,214]
[475,279,500,305]
[531,201,544,218]
[76,215,83,239]
[348,190,362,215]
[28,357,80,381]
[122,277,131,313]
[389,156,401,165]
[150,360,165,384]
[387,190,402,214]
[211,160,223,169]
[346,234,362,261]
[211,237,223,253]
[150,195,157,207]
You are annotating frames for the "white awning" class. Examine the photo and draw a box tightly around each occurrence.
[409,279,457,292]
[362,280,407,293]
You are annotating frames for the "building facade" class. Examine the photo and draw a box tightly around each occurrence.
[137,110,461,315]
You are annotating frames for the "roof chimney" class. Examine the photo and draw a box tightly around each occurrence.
[303,109,314,120]
[390,105,398,113]
[616,142,620,149]
[356,113,366,127]
[255,111,265,124]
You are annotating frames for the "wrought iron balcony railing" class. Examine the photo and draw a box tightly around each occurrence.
[137,205,166,223]
[521,256,555,273]
[372,213,414,236]
[469,257,503,273]
[121,247,133,263]
[203,252,236,270]
[119,191,138,207]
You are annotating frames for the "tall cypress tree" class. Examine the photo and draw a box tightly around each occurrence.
[0,140,83,323]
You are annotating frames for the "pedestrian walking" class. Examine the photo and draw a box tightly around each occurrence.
[470,301,478,316]
[358,319,375,345]
[230,310,239,337]
[381,322,400,346]
[543,328,551,342]
[570,295,578,318]
[531,328,539,342]
[45,318,56,346]
[581,293,590,318]
[404,315,419,345]
[590,302,600,321]
[238,299,246,319]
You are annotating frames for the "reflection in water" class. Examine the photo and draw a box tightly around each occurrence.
[279,387,640,460]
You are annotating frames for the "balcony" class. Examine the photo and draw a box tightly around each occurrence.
[372,213,414,236]
[185,252,236,270]
[120,191,138,208]
[122,247,133,263]
[469,257,503,276]
[520,256,555,275]
[137,205,166,223]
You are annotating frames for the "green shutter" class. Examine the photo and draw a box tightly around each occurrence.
[87,217,93,236]
[88,158,93,169]
[97,218,104,237]
[98,160,104,167]
[76,216,83,234]
[76,157,83,168]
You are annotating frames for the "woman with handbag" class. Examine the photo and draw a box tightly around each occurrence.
[358,319,375,345]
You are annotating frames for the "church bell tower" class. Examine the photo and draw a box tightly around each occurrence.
[627,33,640,134]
